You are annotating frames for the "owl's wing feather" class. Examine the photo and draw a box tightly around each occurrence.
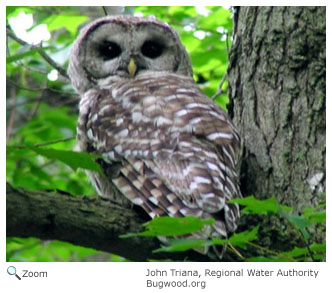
[80,73,240,236]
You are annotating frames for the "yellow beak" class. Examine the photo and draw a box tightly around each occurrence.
[127,58,137,78]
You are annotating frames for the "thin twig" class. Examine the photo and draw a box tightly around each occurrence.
[7,28,47,76]
[246,241,296,261]
[228,243,245,260]
[211,73,227,101]
[246,241,279,256]
[26,79,48,120]
[7,78,78,96]
[298,229,315,261]
[7,78,47,92]
[27,96,43,120]
[102,7,108,15]
[6,87,17,143]
[34,137,76,147]
[226,32,230,55]
[6,27,69,79]
[32,137,76,147]
[52,96,80,108]
[11,137,76,149]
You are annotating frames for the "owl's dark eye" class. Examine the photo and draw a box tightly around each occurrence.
[141,40,164,59]
[98,41,122,60]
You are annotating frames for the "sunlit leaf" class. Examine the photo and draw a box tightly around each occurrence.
[278,243,325,261]
[29,147,102,173]
[246,256,292,262]
[228,226,259,248]
[120,216,214,238]
[309,242,326,253]
[303,206,326,224]
[6,6,34,18]
[212,226,259,249]
[44,15,88,35]
[279,208,311,239]
[6,48,39,63]
[199,7,232,32]
[228,196,290,214]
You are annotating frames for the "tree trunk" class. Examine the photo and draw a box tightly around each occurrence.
[228,7,325,248]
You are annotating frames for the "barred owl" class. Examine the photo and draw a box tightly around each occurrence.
[68,15,241,257]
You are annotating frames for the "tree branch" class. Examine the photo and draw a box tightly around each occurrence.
[211,72,227,101]
[6,27,69,79]
[6,183,213,262]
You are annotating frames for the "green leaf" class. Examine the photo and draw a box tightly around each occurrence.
[305,210,326,223]
[180,31,202,51]
[6,6,34,18]
[303,205,326,224]
[228,226,259,248]
[246,256,292,262]
[6,237,104,262]
[199,7,232,32]
[30,165,53,184]
[211,226,259,249]
[6,48,39,63]
[309,242,326,253]
[44,15,88,35]
[120,216,214,238]
[229,196,289,214]
[279,246,308,258]
[313,254,325,261]
[279,209,311,239]
[168,6,197,19]
[39,108,76,131]
[29,147,102,173]
[279,243,325,260]
[212,226,259,249]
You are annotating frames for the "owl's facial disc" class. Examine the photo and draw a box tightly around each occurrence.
[81,19,187,80]
[125,39,166,77]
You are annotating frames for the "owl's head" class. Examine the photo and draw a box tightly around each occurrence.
[68,15,193,94]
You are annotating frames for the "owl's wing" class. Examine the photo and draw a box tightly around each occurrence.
[80,74,241,236]
[139,79,241,234]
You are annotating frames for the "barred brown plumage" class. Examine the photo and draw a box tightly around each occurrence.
[69,15,241,258]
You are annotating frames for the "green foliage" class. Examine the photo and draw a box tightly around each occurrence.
[303,204,326,223]
[214,226,260,249]
[7,47,40,63]
[44,15,88,35]
[121,216,214,238]
[228,196,290,214]
[29,147,102,173]
[6,237,122,262]
[123,196,325,261]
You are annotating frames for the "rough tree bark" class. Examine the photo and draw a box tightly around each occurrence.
[228,7,325,250]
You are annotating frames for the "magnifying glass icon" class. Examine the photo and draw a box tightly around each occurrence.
[7,266,21,280]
